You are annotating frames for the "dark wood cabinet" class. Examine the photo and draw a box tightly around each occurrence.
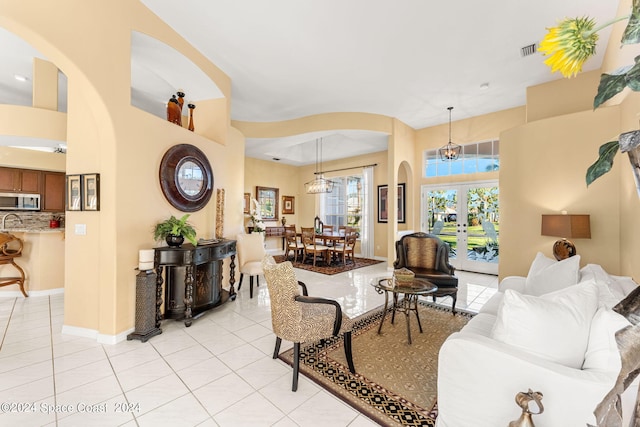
[0,167,41,193]
[42,172,65,212]
[154,239,237,326]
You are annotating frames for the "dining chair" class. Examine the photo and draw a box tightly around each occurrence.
[301,228,329,267]
[285,229,304,262]
[236,233,266,298]
[330,232,357,266]
[262,256,355,391]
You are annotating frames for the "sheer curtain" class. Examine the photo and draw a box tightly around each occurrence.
[360,166,374,258]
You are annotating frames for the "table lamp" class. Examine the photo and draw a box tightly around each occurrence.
[541,214,591,260]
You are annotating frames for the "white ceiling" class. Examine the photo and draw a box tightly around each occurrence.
[0,0,621,164]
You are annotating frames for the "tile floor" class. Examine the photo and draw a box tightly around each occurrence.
[0,261,498,427]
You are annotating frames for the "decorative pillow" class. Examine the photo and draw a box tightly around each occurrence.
[582,306,630,372]
[491,280,599,369]
[524,252,580,296]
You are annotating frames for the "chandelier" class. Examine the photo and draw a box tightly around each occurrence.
[305,138,335,194]
[438,106,462,161]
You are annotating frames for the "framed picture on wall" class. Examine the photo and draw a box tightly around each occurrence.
[282,195,295,214]
[243,193,251,214]
[378,183,406,223]
[66,174,82,211]
[82,173,100,211]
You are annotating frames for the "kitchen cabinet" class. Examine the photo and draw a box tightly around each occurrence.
[42,172,65,212]
[0,167,41,193]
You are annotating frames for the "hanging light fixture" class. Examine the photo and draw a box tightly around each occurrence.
[439,106,462,161]
[305,138,335,194]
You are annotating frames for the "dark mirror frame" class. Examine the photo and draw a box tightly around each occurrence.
[159,144,213,212]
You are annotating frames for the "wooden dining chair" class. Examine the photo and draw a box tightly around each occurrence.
[285,230,304,262]
[301,228,330,267]
[330,232,357,266]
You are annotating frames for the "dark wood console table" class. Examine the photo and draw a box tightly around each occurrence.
[154,239,237,327]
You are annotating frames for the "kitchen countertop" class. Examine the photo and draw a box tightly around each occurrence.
[0,228,65,233]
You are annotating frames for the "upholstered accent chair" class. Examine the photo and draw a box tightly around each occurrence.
[236,233,266,298]
[262,256,355,391]
[394,232,458,313]
[301,227,329,267]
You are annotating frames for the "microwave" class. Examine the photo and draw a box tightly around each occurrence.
[0,193,41,211]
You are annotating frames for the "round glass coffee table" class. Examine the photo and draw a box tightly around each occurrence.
[372,277,438,344]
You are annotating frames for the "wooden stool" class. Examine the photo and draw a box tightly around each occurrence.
[0,233,27,297]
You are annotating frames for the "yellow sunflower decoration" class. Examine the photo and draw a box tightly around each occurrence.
[539,17,598,78]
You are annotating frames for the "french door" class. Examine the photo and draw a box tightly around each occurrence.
[421,181,499,274]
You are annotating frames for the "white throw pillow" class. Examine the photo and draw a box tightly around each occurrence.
[491,280,599,368]
[583,306,630,372]
[524,252,580,296]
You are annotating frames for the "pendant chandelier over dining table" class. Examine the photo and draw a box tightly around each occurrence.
[305,138,335,194]
[439,106,462,161]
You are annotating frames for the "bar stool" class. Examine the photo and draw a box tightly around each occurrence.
[0,233,27,297]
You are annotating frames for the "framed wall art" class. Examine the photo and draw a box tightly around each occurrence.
[256,186,279,220]
[66,174,82,211]
[282,195,295,214]
[378,183,406,223]
[82,173,100,211]
[243,193,251,214]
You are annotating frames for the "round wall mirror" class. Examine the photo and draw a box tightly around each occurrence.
[159,144,213,212]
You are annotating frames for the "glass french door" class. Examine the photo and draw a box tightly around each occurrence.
[421,181,499,274]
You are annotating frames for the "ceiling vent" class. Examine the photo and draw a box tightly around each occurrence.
[520,43,538,57]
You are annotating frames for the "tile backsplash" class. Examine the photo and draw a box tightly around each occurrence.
[0,211,65,230]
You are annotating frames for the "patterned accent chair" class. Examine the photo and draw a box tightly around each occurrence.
[262,256,355,391]
[394,232,458,313]
[236,233,266,299]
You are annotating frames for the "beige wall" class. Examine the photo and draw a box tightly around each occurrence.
[1,0,241,340]
[500,107,621,277]
[0,146,65,172]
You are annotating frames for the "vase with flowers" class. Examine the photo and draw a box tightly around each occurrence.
[248,198,265,233]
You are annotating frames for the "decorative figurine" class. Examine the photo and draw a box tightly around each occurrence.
[508,389,544,427]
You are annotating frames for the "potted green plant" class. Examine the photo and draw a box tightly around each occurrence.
[153,214,197,247]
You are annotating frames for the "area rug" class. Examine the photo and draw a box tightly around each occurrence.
[273,255,383,275]
[278,302,473,426]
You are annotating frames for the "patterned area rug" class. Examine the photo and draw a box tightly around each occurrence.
[278,302,473,426]
[273,255,383,275]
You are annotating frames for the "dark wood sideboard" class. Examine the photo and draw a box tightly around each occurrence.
[154,239,237,327]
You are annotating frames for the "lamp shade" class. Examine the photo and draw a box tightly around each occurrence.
[541,214,591,239]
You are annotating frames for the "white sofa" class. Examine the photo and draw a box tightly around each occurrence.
[437,254,639,427]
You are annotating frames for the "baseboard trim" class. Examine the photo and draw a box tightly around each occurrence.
[62,325,135,345]
[0,288,64,298]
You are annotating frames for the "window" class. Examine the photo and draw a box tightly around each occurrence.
[424,139,499,178]
[256,186,279,220]
[321,175,363,235]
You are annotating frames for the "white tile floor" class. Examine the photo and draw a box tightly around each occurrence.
[0,262,498,427]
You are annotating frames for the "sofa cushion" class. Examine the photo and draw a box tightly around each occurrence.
[491,280,599,369]
[524,252,580,296]
[583,306,630,373]
[458,312,496,337]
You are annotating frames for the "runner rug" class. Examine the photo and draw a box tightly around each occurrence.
[278,302,473,426]
[273,255,383,275]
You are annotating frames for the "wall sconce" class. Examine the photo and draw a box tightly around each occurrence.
[541,214,591,260]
